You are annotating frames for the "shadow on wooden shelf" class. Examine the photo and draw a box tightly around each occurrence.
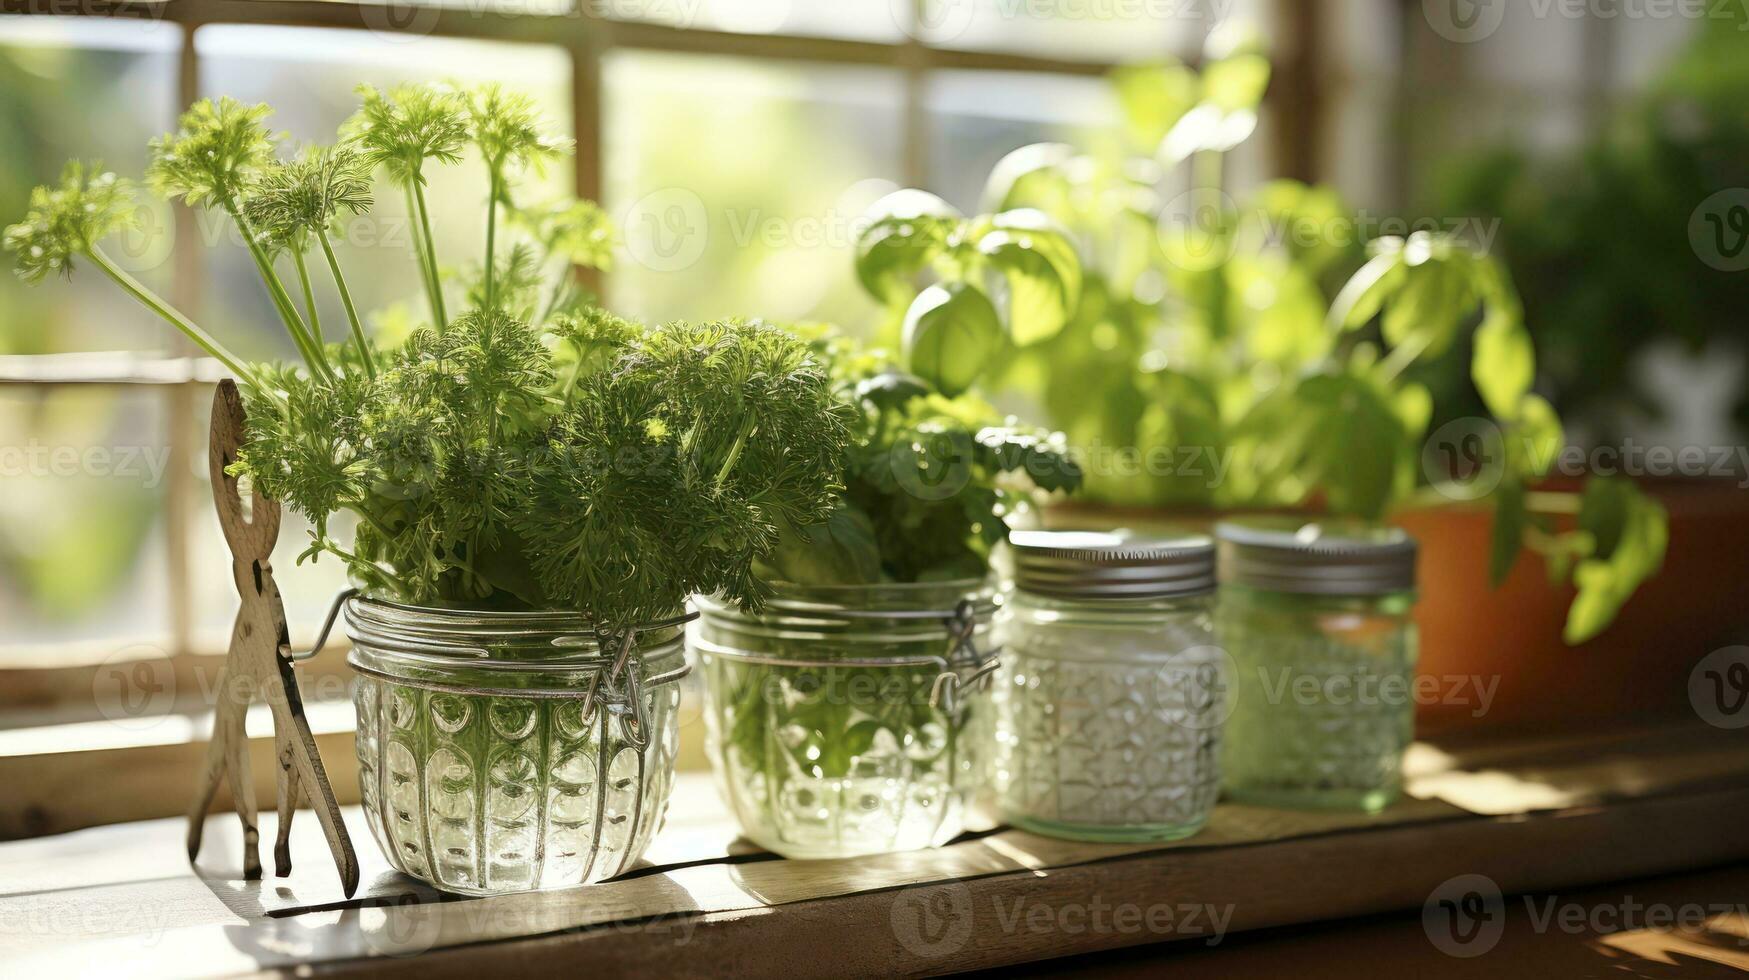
[2,719,1746,977]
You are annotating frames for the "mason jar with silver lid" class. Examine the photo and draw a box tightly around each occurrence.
[1216,519,1419,813]
[993,530,1227,842]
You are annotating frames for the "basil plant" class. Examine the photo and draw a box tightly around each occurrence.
[853,25,1666,644]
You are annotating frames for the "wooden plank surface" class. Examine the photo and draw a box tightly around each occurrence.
[0,720,1744,979]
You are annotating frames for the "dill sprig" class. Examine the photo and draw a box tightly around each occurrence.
[9,83,850,630]
[243,144,377,374]
[148,97,334,380]
[466,83,571,312]
[349,83,467,330]
[3,162,258,385]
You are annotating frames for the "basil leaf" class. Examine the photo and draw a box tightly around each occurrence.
[1564,477,1669,644]
[855,189,960,305]
[978,210,1083,346]
[1472,308,1536,420]
[901,282,1003,397]
[1489,480,1527,586]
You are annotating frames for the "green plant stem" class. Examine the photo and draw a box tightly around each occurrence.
[1526,490,1582,515]
[86,244,259,387]
[713,419,755,489]
[317,227,375,378]
[483,165,501,310]
[1375,330,1434,385]
[409,179,447,330]
[231,204,332,381]
[291,247,323,347]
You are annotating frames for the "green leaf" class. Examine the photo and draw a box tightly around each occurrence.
[1295,374,1406,519]
[855,189,961,305]
[1383,260,1473,357]
[1564,478,1669,644]
[980,142,1076,214]
[1489,480,1527,586]
[1506,394,1563,478]
[1109,61,1199,149]
[1202,53,1271,113]
[1328,250,1406,331]
[1472,308,1535,420]
[978,209,1083,346]
[901,282,1003,397]
[762,504,882,586]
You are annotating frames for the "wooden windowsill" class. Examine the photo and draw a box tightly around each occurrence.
[1,720,1744,977]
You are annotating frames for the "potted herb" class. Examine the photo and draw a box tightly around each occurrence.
[5,86,848,894]
[852,29,1671,725]
[689,328,1081,858]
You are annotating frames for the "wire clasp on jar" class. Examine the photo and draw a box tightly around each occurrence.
[582,627,651,749]
[929,599,1001,714]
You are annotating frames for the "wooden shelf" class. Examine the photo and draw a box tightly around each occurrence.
[2,721,1745,977]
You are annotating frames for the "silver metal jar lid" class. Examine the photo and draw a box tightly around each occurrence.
[1009,529,1216,599]
[1215,519,1417,595]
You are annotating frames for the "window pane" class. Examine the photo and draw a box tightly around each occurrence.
[0,18,178,356]
[926,70,1119,212]
[184,389,354,651]
[610,0,904,41]
[194,26,573,364]
[916,0,1209,61]
[0,385,171,654]
[604,51,904,327]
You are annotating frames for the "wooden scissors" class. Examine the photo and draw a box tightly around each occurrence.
[186,379,359,897]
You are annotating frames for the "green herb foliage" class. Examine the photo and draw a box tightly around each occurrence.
[758,328,1081,586]
[855,27,1667,644]
[6,85,849,631]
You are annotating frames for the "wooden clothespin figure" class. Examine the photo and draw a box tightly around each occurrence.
[186,379,359,897]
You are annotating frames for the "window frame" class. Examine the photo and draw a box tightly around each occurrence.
[0,0,1324,677]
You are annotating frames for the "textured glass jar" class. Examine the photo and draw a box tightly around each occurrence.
[346,596,687,896]
[1216,521,1419,813]
[994,531,1225,842]
[690,581,997,859]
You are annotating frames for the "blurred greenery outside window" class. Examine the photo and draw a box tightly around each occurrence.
[0,4,1195,662]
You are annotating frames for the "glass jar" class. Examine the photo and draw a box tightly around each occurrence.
[1216,520,1419,813]
[994,531,1225,842]
[690,581,998,859]
[346,596,687,896]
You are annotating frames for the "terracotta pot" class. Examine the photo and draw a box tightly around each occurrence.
[1047,478,1749,736]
